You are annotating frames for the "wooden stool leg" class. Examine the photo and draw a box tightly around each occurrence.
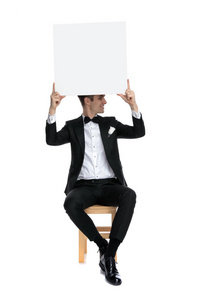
[84,236,87,253]
[79,230,85,263]
[112,209,117,262]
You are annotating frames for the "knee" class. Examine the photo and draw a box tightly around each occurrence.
[129,189,136,206]
[63,196,71,214]
[63,194,79,216]
[123,188,137,208]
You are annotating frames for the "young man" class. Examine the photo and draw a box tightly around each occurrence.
[46,80,145,285]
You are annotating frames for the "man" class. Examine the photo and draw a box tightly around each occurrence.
[46,80,145,285]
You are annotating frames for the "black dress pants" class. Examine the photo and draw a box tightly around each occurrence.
[63,179,136,242]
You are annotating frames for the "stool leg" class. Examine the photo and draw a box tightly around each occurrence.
[84,236,87,254]
[112,209,117,262]
[79,230,85,263]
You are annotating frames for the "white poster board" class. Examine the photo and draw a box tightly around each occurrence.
[53,22,127,95]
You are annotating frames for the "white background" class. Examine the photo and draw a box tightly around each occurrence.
[0,0,200,299]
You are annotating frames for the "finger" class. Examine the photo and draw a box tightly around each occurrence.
[52,82,55,93]
[60,95,66,100]
[125,90,131,100]
[127,79,130,90]
[117,94,127,101]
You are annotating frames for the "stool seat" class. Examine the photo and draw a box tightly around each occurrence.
[79,205,117,263]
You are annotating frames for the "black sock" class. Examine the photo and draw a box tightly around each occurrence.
[94,235,108,249]
[105,238,121,258]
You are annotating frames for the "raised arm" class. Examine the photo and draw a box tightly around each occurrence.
[117,79,139,113]
[49,83,66,116]
[46,83,70,146]
[115,79,145,138]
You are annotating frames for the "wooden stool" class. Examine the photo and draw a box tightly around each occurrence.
[79,205,117,263]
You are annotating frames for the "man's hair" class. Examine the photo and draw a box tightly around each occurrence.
[78,95,94,107]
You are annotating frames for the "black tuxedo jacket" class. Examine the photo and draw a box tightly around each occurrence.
[46,114,145,195]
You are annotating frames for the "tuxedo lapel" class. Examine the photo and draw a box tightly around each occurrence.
[74,116,85,156]
[98,116,110,155]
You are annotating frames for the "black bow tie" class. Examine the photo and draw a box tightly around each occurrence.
[84,116,100,124]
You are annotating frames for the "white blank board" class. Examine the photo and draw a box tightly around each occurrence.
[53,22,127,95]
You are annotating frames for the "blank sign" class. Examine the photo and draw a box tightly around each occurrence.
[53,22,127,95]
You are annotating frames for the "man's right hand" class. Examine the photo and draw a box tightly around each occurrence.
[49,83,66,115]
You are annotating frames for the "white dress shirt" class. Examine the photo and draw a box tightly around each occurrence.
[78,115,116,180]
[47,111,141,180]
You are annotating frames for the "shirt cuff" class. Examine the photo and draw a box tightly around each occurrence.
[132,110,141,119]
[47,113,56,124]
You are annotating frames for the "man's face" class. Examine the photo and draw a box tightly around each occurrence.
[89,95,107,114]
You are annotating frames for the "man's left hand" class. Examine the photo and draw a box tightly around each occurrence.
[117,79,139,113]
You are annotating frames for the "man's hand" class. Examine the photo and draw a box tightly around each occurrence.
[117,79,138,113]
[49,83,66,115]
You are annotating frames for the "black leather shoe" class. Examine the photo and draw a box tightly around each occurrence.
[99,254,122,286]
[98,240,108,259]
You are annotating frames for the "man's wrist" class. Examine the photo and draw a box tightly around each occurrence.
[47,112,56,124]
[49,107,56,116]
[132,110,141,119]
[130,104,138,112]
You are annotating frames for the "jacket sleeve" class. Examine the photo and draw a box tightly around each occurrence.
[112,115,145,139]
[45,121,71,146]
